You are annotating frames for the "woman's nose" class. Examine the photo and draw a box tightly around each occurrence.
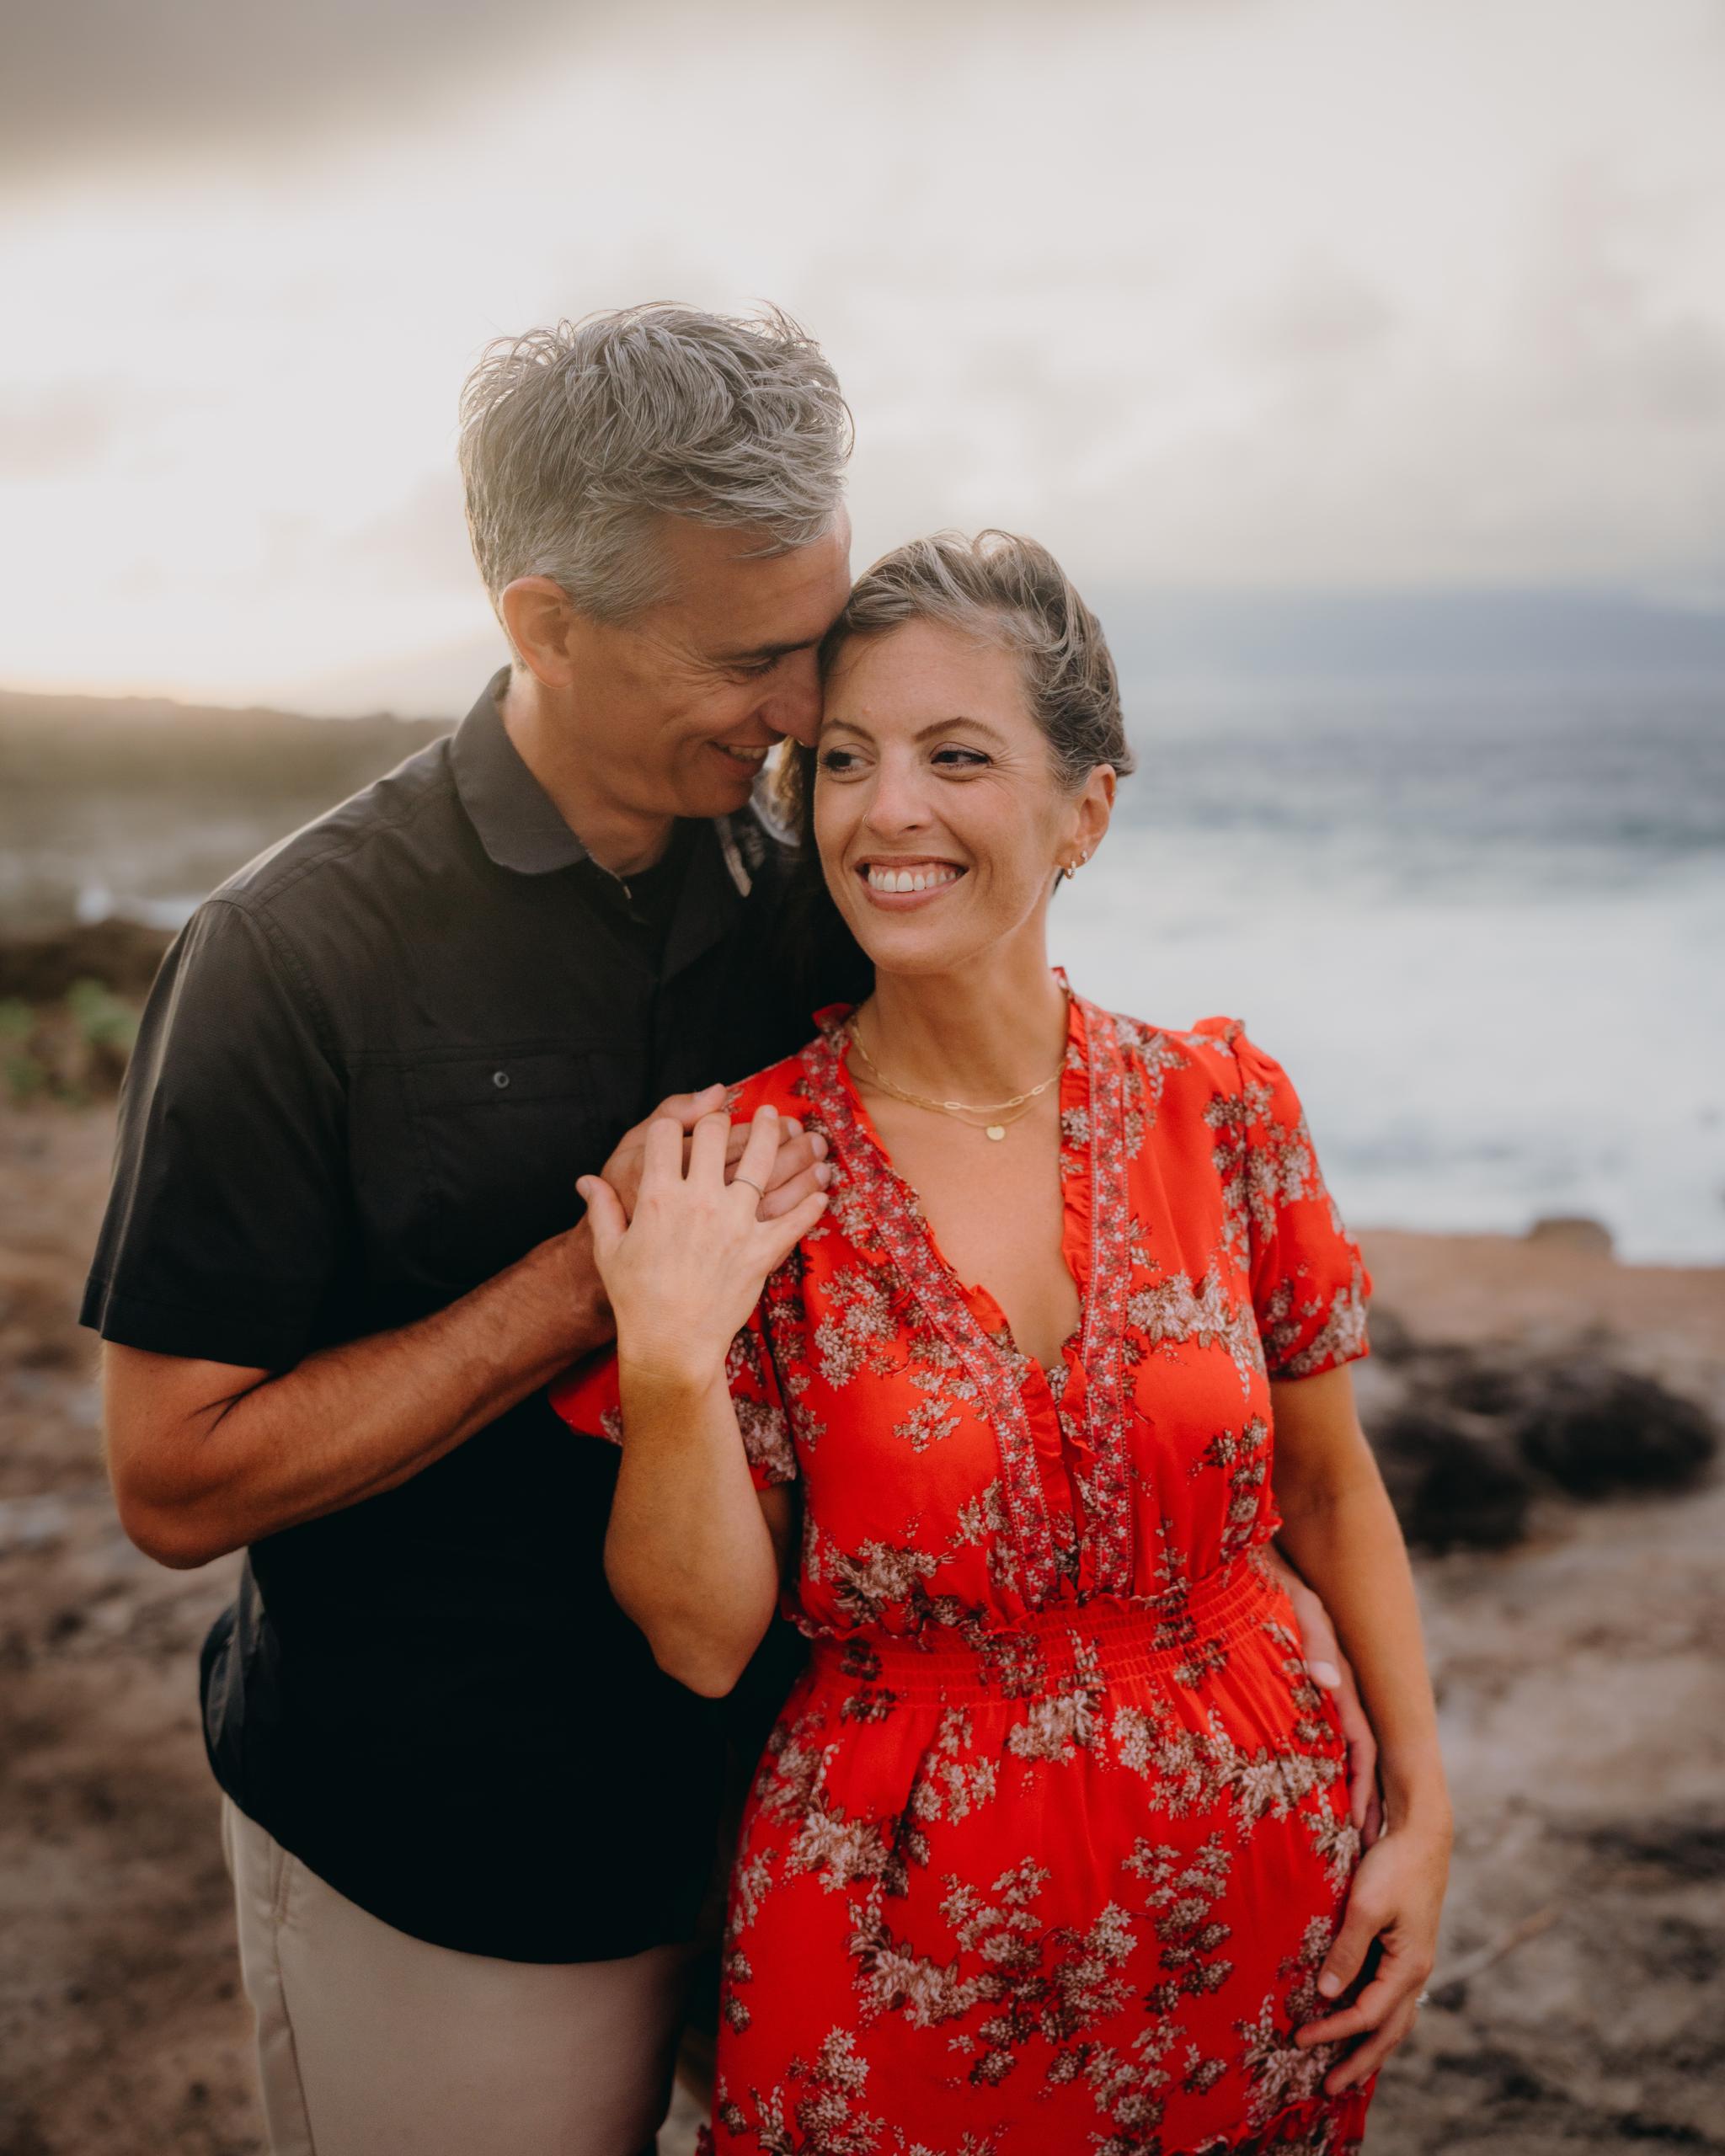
[861,754,933,835]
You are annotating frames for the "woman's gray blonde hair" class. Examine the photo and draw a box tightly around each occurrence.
[823,530,1133,786]
[458,302,852,626]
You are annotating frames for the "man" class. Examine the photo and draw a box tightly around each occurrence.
[87,303,1374,2154]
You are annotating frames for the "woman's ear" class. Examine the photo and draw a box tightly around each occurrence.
[1072,763,1116,863]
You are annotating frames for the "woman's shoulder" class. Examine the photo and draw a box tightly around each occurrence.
[1081,999,1299,1112]
[1083,997,1245,1070]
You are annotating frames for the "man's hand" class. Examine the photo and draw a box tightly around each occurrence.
[1260,1543,1384,1847]
[598,1084,831,1225]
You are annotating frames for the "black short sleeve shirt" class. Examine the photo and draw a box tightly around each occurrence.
[82,675,868,1962]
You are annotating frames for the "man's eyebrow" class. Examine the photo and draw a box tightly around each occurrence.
[708,633,825,664]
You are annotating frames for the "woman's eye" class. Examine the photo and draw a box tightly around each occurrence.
[932,747,988,769]
[819,748,861,774]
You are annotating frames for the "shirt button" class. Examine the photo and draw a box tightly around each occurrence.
[492,1069,510,1090]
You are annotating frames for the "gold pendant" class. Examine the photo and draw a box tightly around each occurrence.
[985,1123,1007,1141]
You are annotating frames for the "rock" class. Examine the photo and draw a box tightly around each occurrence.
[1362,1301,1418,1364]
[1357,1339,1721,1543]
[0,918,173,1001]
[1580,1808,1725,1883]
[1427,1351,1527,1420]
[1365,1405,1537,1552]
[1512,1360,1717,1500]
[1525,1214,1616,1257]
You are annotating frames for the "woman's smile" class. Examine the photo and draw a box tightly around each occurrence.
[854,856,969,906]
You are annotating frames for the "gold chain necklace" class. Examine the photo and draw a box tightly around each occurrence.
[845,993,1070,1141]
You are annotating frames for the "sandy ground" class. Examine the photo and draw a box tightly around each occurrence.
[2,1098,1722,2155]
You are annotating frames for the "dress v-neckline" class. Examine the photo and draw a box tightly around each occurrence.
[820,986,1089,1389]
[798,979,1140,1605]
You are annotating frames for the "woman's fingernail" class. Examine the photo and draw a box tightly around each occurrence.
[1318,1971,1343,1997]
[817,1163,834,1186]
[811,1133,829,1157]
[1308,1660,1342,1688]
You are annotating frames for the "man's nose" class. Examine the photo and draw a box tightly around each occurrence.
[761,652,822,749]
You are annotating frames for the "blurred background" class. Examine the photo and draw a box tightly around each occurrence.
[1,3,1721,2153]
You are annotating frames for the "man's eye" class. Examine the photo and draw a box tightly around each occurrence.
[734,655,780,680]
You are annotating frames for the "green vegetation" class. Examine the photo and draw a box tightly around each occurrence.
[1,978,141,1107]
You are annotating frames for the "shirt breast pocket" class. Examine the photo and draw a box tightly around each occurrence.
[371,1047,629,1293]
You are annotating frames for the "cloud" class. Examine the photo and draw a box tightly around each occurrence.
[0,0,597,183]
[0,381,126,479]
[4,0,1725,704]
[0,0,1160,186]
[1231,265,1400,370]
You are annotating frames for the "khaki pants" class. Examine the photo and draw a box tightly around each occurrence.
[221,1796,694,2156]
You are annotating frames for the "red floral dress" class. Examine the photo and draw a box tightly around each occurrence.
[553,985,1377,2155]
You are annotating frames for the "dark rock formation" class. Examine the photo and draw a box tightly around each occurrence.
[1357,1337,1720,1551]
[1513,1359,1718,1500]
[1365,1403,1536,1553]
[0,917,174,1001]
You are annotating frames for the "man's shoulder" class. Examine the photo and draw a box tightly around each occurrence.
[211,729,459,925]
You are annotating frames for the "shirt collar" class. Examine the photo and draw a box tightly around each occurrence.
[449,670,766,905]
[450,669,591,877]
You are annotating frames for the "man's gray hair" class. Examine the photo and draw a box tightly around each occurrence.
[458,302,852,626]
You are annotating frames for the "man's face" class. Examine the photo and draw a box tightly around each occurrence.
[558,509,852,824]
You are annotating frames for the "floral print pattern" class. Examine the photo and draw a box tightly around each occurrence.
[553,985,1375,2153]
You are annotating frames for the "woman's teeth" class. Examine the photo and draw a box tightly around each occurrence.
[864,864,962,895]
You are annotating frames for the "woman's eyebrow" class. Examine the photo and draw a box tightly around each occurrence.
[915,715,1007,745]
[821,715,1008,744]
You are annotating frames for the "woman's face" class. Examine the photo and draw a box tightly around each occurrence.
[814,617,1114,979]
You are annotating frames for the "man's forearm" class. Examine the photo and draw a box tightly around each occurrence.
[108,1225,611,1567]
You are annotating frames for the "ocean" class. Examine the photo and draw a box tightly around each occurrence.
[6,671,1721,1265]
[1053,675,1725,1263]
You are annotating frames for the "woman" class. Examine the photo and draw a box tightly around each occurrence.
[554,532,1451,2153]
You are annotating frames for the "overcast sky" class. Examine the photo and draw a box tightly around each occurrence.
[3,0,1723,709]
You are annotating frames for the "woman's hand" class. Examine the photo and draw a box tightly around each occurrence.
[599,1083,831,1225]
[578,1106,827,1391]
[1295,1817,1451,2095]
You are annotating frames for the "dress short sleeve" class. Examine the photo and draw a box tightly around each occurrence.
[1196,1017,1373,1381]
[547,1299,798,1492]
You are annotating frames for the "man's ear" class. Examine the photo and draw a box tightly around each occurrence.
[499,576,581,688]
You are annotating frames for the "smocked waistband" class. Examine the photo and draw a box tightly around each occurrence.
[807,1554,1286,1705]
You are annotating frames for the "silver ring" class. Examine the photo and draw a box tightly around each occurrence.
[734,1175,766,1200]
[1415,1991,1431,2007]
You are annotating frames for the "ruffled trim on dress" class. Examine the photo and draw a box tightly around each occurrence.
[697,2075,1376,2153]
[1201,2078,1376,2156]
